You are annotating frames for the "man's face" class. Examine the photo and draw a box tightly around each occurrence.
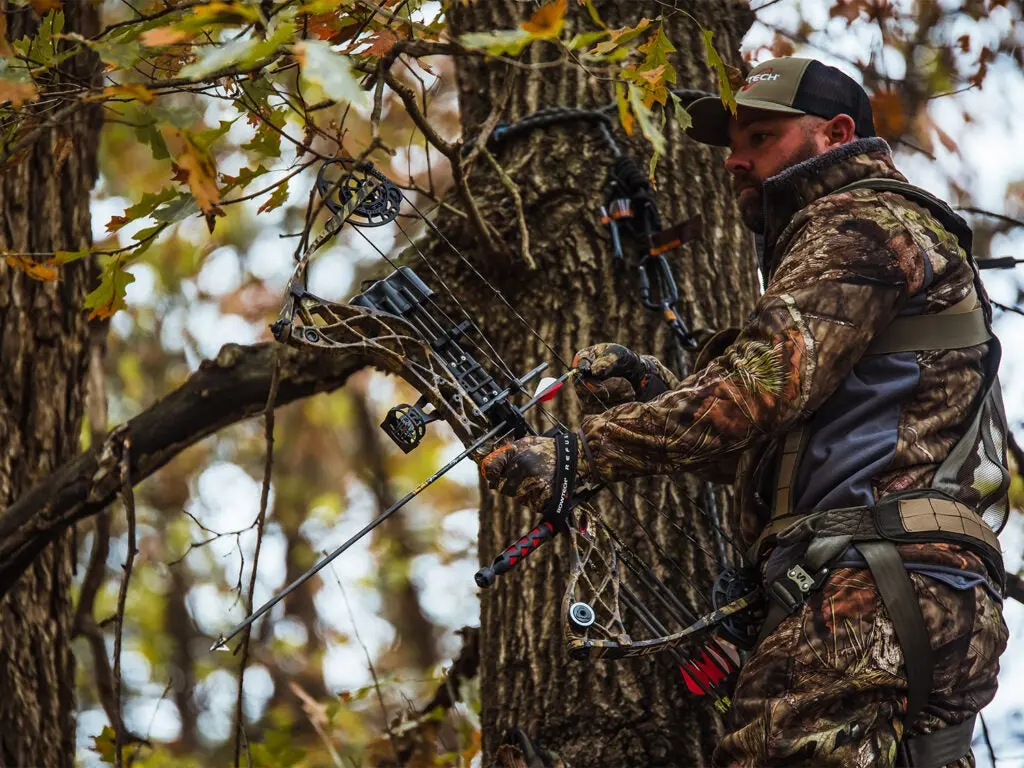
[724,111,829,232]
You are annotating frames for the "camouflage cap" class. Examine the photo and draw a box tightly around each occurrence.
[686,57,876,146]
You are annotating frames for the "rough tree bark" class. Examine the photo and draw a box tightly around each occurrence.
[435,3,759,765]
[0,0,102,763]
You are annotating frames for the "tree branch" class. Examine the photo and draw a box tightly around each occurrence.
[0,341,369,600]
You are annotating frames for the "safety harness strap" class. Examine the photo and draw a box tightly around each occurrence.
[898,715,977,768]
[857,540,933,725]
[866,305,989,355]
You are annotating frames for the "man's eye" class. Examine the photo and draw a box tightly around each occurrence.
[750,132,769,145]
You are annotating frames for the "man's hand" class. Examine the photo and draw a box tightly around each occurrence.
[572,343,677,413]
[480,434,589,515]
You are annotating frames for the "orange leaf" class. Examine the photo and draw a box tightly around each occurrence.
[364,28,397,57]
[106,214,130,232]
[0,80,38,108]
[140,27,190,46]
[769,34,795,57]
[178,146,221,214]
[868,89,909,139]
[170,162,190,184]
[5,255,58,281]
[521,0,566,37]
[29,0,61,14]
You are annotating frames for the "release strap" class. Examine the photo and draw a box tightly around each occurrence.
[541,430,579,528]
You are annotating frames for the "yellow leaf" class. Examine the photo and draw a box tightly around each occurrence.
[521,0,566,38]
[5,254,58,281]
[140,27,189,46]
[587,17,651,55]
[0,79,38,108]
[166,129,222,217]
[615,81,633,135]
[100,83,155,104]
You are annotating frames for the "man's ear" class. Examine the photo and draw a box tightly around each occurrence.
[824,114,857,146]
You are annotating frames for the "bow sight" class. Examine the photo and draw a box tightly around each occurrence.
[349,267,543,453]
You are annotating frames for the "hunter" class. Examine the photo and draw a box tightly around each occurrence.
[481,57,1010,767]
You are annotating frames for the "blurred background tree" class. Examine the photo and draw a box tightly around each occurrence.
[0,0,1022,766]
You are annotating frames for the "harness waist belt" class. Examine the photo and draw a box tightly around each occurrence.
[754,496,1003,586]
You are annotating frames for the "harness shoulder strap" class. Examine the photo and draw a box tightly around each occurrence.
[833,178,974,253]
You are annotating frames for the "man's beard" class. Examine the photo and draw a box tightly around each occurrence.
[734,136,821,233]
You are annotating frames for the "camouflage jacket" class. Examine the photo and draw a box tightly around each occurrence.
[580,137,996,553]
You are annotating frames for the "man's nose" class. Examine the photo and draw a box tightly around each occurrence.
[724,151,751,175]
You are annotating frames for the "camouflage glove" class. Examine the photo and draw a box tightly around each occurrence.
[572,343,679,414]
[480,433,591,517]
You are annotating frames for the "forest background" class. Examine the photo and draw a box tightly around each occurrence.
[1,0,1024,765]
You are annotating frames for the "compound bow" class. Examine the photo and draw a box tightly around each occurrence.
[215,157,762,709]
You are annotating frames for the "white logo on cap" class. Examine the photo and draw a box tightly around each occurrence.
[747,72,780,84]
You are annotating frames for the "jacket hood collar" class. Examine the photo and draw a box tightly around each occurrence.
[762,137,904,258]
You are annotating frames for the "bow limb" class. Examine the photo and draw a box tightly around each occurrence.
[560,504,761,661]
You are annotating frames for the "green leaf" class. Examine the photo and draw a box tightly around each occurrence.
[580,0,606,28]
[257,179,289,214]
[173,1,263,33]
[458,29,533,56]
[62,32,142,70]
[133,122,170,160]
[700,28,736,114]
[628,83,665,155]
[615,80,632,135]
[193,118,236,150]
[54,248,91,264]
[90,725,117,764]
[85,259,136,320]
[152,194,198,224]
[296,40,369,107]
[242,118,283,158]
[639,25,677,84]
[567,30,608,50]
[107,187,178,232]
[221,163,269,192]
[179,37,263,78]
[668,90,692,132]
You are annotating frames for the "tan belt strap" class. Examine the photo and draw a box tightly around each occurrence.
[754,497,1002,566]
[866,306,990,355]
[866,287,988,356]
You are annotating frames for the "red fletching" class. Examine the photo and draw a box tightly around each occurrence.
[679,645,735,696]
[534,377,563,402]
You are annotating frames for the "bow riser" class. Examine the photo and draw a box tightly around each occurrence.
[275,294,489,447]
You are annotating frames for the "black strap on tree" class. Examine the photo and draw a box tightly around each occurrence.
[600,153,703,366]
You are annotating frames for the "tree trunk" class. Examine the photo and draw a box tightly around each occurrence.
[0,0,102,763]
[439,3,758,765]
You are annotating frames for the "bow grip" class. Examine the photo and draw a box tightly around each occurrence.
[475,521,556,588]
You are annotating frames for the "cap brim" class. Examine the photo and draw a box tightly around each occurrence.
[685,96,807,146]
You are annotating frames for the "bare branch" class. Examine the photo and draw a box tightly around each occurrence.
[233,357,280,768]
[113,431,137,768]
[0,341,371,600]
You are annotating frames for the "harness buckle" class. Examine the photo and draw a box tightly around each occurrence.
[767,564,829,614]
